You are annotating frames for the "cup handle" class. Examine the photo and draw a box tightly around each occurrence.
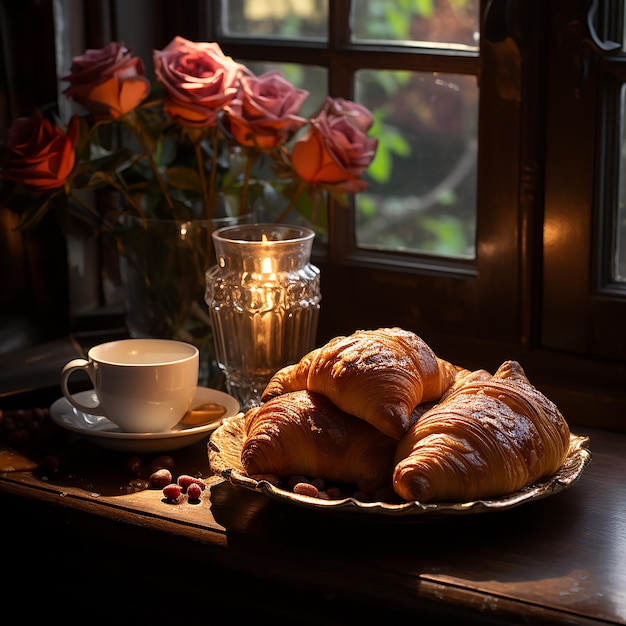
[60,358,106,416]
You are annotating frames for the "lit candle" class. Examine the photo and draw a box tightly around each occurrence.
[206,224,321,409]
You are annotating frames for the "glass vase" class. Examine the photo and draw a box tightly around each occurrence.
[115,214,250,387]
[205,223,321,408]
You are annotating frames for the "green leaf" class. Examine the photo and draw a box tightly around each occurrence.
[415,0,435,18]
[368,145,392,182]
[89,146,134,174]
[385,132,411,156]
[165,166,203,192]
[421,215,467,256]
[356,194,377,218]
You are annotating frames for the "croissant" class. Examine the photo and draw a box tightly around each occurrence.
[241,390,397,493]
[408,366,493,427]
[393,361,571,503]
[261,327,458,440]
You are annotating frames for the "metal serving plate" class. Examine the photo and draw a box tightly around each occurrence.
[208,412,591,520]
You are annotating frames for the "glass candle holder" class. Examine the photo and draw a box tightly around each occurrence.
[205,224,321,409]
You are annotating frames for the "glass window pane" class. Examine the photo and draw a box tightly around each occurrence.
[222,0,328,40]
[356,70,478,258]
[352,0,479,49]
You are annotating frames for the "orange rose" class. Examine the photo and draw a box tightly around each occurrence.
[225,71,309,149]
[291,97,378,194]
[0,110,79,190]
[154,37,246,127]
[63,42,150,120]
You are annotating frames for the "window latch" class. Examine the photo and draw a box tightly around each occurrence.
[586,0,620,54]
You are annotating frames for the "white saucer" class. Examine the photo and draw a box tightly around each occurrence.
[50,387,240,453]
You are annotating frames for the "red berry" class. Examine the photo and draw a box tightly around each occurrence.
[187,482,202,501]
[31,408,46,421]
[293,482,320,498]
[150,455,174,473]
[287,475,309,489]
[326,486,343,500]
[8,428,30,447]
[126,456,142,475]
[149,468,173,488]
[311,477,326,491]
[162,483,182,501]
[38,454,60,475]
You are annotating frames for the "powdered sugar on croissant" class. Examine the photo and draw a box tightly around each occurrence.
[261,327,457,440]
[393,360,571,503]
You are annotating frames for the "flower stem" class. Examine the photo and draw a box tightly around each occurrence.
[104,173,143,215]
[129,124,174,211]
[195,141,213,220]
[68,189,102,220]
[275,179,306,223]
[209,128,219,197]
[240,151,256,216]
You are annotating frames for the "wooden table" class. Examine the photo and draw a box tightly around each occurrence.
[1,389,625,625]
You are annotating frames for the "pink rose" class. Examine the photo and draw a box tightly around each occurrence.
[291,97,378,194]
[225,71,309,149]
[154,37,246,127]
[63,42,150,120]
[0,110,79,190]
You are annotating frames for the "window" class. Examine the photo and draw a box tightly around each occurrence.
[542,0,626,365]
[215,1,481,258]
[2,0,624,430]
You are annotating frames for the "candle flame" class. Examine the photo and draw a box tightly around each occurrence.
[261,233,273,274]
[261,257,273,273]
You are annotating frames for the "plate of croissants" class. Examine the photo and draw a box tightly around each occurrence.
[208,327,591,519]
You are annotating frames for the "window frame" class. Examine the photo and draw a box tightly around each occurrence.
[542,0,626,363]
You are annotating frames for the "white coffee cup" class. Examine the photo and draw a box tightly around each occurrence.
[60,338,199,433]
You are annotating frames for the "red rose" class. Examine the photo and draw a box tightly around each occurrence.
[154,36,246,127]
[0,110,79,190]
[291,97,378,194]
[225,71,309,149]
[63,42,150,120]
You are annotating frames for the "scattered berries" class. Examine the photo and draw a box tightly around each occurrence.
[177,474,205,492]
[126,456,142,475]
[0,407,57,450]
[186,482,203,501]
[310,477,326,491]
[150,455,174,473]
[282,475,401,504]
[162,483,182,501]
[293,482,320,498]
[326,486,343,500]
[149,468,173,488]
[142,462,206,504]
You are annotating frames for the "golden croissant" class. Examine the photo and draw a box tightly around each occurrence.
[241,390,397,493]
[261,327,457,440]
[393,361,571,503]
